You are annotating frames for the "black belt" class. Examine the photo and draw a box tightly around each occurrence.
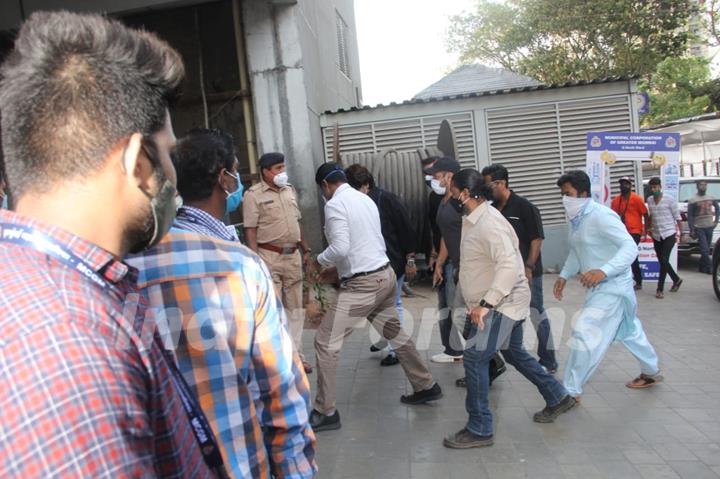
[342,263,390,281]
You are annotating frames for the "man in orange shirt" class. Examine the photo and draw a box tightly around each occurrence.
[611,176,648,290]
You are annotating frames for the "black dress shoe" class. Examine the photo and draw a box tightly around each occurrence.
[533,395,576,423]
[370,340,388,352]
[400,382,443,405]
[380,353,400,367]
[309,409,341,432]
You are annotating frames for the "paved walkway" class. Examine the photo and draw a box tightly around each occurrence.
[300,259,720,478]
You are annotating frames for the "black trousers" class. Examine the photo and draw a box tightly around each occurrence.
[653,235,680,291]
[630,234,642,286]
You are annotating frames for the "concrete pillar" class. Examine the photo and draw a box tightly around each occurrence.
[242,0,324,249]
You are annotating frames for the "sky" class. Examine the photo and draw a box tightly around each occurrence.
[353,0,479,106]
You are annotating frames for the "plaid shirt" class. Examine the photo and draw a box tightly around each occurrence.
[127,231,317,479]
[0,210,212,478]
[174,205,239,242]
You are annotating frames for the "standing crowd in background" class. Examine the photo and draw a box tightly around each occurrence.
[1,10,693,479]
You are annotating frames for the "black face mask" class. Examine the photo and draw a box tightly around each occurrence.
[620,185,631,195]
[698,189,707,196]
[450,197,464,214]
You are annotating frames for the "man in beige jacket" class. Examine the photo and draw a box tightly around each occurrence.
[443,168,575,450]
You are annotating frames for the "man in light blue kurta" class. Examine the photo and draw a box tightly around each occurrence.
[554,171,662,399]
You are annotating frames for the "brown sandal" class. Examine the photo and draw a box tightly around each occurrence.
[626,373,662,389]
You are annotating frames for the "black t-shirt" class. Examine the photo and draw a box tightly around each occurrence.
[428,191,443,253]
[436,198,462,265]
[496,192,544,277]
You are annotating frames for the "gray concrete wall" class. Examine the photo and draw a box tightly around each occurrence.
[295,0,361,113]
[243,0,326,248]
[242,0,362,249]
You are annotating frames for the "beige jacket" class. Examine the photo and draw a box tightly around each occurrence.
[459,201,530,321]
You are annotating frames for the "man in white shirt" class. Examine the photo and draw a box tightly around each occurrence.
[308,163,441,431]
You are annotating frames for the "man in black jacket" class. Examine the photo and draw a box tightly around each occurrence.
[346,164,417,366]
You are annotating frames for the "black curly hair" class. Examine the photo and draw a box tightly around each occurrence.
[172,128,236,201]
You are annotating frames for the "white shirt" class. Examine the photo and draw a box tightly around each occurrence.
[317,183,389,279]
[647,194,680,241]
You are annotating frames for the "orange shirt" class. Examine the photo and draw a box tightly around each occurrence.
[611,192,647,235]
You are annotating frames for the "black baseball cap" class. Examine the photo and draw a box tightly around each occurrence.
[315,162,346,184]
[259,152,285,169]
[424,157,460,175]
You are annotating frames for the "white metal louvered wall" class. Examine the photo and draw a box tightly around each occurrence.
[486,95,634,225]
[322,112,477,168]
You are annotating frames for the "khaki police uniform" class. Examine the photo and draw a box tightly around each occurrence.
[243,180,305,359]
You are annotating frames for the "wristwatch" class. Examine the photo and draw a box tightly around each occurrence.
[479,299,495,309]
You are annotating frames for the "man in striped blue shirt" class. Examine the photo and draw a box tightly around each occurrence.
[171,128,244,241]
[128,128,316,477]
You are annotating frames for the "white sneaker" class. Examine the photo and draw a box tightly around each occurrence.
[431,352,463,364]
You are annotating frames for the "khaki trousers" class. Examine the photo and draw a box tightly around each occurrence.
[313,266,434,414]
[258,249,305,360]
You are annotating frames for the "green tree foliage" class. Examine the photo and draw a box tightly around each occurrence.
[640,57,712,126]
[447,0,696,85]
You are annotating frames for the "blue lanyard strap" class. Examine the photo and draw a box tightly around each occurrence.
[1,223,109,291]
[0,222,227,477]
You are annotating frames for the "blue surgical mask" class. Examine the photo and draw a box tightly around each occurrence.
[1,195,7,210]
[224,171,244,214]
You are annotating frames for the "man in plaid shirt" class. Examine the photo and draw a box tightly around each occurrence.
[128,128,317,478]
[0,11,216,477]
[128,231,318,478]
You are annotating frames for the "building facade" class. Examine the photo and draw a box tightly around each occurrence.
[0,0,362,247]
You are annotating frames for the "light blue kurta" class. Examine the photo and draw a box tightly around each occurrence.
[560,200,659,397]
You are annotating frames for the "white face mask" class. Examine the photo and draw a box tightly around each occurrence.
[430,178,446,195]
[174,195,183,211]
[424,175,433,182]
[563,195,590,220]
[273,171,289,188]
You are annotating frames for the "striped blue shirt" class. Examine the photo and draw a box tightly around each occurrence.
[174,205,239,242]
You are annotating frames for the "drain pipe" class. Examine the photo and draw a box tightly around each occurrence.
[232,0,258,179]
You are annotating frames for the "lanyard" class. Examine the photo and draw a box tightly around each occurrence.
[0,222,228,477]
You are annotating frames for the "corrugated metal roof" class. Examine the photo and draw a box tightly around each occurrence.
[413,64,542,100]
[324,76,633,115]
[643,111,720,131]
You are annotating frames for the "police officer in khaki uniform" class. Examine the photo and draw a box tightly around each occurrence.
[244,152,313,373]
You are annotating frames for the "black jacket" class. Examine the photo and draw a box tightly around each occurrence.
[368,188,417,278]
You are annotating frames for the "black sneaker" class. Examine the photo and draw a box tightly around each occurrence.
[533,395,576,423]
[370,341,388,352]
[443,428,494,449]
[670,278,683,292]
[400,382,443,405]
[380,353,400,367]
[309,409,341,432]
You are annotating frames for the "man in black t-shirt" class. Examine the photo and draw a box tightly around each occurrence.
[424,158,465,363]
[482,164,558,373]
[422,156,445,272]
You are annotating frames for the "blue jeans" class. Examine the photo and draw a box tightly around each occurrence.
[437,262,463,356]
[696,226,715,273]
[464,311,567,437]
[530,275,557,371]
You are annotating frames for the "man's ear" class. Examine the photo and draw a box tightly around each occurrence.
[123,133,152,188]
[217,168,230,192]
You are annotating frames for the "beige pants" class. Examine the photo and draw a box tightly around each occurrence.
[258,248,305,361]
[313,266,434,414]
